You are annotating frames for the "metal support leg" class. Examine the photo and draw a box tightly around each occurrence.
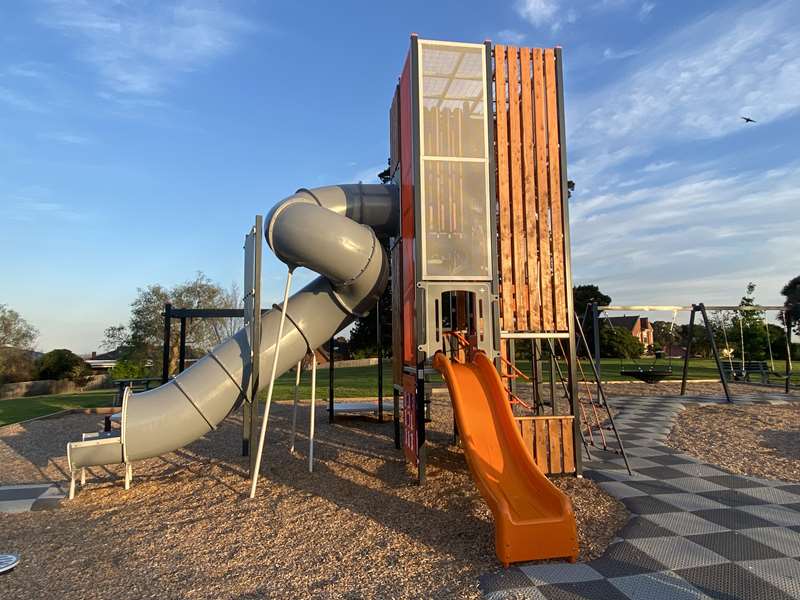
[290,360,302,453]
[377,305,383,422]
[309,353,317,473]
[178,317,187,373]
[328,337,335,424]
[249,269,293,499]
[161,303,172,384]
[393,387,401,450]
[699,303,732,402]
[680,308,696,396]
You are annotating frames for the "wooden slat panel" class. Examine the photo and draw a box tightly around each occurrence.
[548,418,562,474]
[533,49,554,331]
[507,47,529,331]
[494,46,514,331]
[534,419,548,472]
[519,48,541,332]
[522,419,534,457]
[545,49,568,331]
[562,418,575,473]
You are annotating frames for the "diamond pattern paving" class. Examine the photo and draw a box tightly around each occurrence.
[479,394,800,599]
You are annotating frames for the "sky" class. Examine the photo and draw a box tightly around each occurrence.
[1,0,798,353]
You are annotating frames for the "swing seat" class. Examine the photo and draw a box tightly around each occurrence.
[619,367,672,384]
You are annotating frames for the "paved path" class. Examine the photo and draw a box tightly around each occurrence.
[0,484,63,513]
[480,394,800,599]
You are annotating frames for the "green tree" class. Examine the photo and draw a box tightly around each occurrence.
[348,288,392,358]
[781,275,800,336]
[573,284,611,322]
[104,273,241,376]
[599,326,644,359]
[0,304,38,349]
[36,349,90,381]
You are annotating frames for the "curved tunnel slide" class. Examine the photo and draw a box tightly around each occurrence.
[68,184,397,470]
[433,351,579,566]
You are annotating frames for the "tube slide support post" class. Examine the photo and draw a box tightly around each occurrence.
[162,303,172,384]
[786,314,792,395]
[178,317,187,373]
[309,353,317,472]
[290,360,302,453]
[328,337,335,424]
[377,305,383,422]
[249,268,294,499]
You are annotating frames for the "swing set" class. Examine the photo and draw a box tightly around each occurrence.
[590,303,794,402]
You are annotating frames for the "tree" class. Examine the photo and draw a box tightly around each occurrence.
[652,320,681,353]
[781,275,800,336]
[348,287,392,358]
[104,272,242,376]
[36,349,90,382]
[0,304,38,349]
[573,284,611,322]
[598,325,644,359]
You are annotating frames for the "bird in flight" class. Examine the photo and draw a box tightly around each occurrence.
[741,116,756,123]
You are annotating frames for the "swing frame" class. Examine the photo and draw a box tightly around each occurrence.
[591,303,794,402]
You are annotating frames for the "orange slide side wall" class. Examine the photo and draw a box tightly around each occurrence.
[433,351,579,566]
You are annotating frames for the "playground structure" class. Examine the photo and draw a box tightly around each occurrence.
[65,36,583,565]
[590,303,795,401]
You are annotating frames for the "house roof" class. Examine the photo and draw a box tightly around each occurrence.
[605,316,641,331]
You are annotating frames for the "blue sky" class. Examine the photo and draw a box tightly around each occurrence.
[1,0,798,352]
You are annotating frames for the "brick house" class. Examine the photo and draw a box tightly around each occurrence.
[606,316,654,348]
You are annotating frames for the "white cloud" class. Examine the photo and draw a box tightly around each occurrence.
[38,0,254,95]
[570,1,800,176]
[602,47,640,61]
[496,29,526,44]
[639,1,655,20]
[641,160,677,173]
[570,164,800,306]
[0,86,45,111]
[516,0,560,26]
[38,131,91,144]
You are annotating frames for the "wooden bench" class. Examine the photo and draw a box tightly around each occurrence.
[721,360,769,384]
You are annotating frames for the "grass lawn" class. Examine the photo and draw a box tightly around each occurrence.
[0,389,116,427]
[3,358,795,427]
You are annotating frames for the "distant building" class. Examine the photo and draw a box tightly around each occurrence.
[605,316,654,347]
[83,349,118,372]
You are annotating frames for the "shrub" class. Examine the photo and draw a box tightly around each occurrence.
[599,327,644,359]
[36,349,89,381]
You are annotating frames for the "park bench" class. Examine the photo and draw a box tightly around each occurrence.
[67,386,133,499]
[721,360,769,384]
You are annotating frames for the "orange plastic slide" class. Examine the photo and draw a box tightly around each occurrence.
[433,351,579,566]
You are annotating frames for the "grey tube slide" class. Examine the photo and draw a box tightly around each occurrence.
[68,184,398,469]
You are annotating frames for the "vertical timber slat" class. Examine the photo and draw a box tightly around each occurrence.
[494,46,515,331]
[522,420,534,457]
[534,420,548,471]
[548,418,562,474]
[519,48,541,332]
[532,49,554,331]
[562,418,575,473]
[546,49,568,331]
[507,47,529,331]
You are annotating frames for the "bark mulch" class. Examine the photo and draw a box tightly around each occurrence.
[0,397,626,599]
[668,402,800,483]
